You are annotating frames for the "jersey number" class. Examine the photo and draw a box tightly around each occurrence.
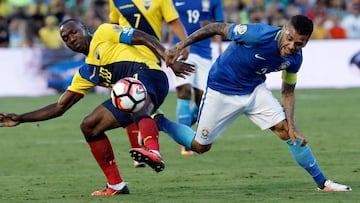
[99,67,112,87]
[186,9,200,24]
[133,13,141,28]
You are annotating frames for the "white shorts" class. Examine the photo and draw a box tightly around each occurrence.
[175,53,212,90]
[194,83,285,145]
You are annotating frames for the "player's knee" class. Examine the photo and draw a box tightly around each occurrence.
[192,142,212,154]
[176,84,192,99]
[270,120,290,141]
[80,117,96,137]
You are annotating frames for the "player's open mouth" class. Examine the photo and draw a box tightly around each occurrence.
[282,47,292,56]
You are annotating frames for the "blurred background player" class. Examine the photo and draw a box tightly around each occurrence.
[168,0,225,155]
[108,0,190,165]
[38,15,77,70]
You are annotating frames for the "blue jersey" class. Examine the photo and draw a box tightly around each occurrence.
[208,23,303,95]
[172,0,224,59]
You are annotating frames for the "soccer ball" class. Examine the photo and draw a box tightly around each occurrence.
[111,77,147,113]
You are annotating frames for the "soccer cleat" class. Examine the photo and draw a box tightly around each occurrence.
[129,148,165,173]
[91,185,130,196]
[180,145,194,156]
[318,180,352,192]
[133,160,146,168]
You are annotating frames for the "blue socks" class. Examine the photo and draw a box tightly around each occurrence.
[286,139,326,187]
[190,102,199,125]
[176,99,192,126]
[156,115,195,150]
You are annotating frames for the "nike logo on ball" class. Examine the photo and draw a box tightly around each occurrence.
[136,88,145,94]
[255,54,266,60]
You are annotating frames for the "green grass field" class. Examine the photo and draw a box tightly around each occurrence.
[0,89,359,203]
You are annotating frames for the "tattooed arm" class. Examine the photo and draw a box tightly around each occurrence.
[131,29,195,78]
[165,22,229,66]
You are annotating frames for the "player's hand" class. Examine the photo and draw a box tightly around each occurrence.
[169,61,195,78]
[0,113,21,127]
[288,128,308,146]
[165,42,185,66]
[177,46,189,61]
[165,46,179,66]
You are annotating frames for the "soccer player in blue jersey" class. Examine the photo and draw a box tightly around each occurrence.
[158,15,352,191]
[170,0,225,155]
[0,19,194,196]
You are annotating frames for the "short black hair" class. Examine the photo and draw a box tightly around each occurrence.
[289,15,313,36]
[59,18,85,29]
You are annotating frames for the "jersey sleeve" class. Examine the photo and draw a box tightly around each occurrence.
[286,51,303,73]
[282,53,303,85]
[66,68,96,95]
[226,23,264,46]
[160,0,179,23]
[94,24,135,45]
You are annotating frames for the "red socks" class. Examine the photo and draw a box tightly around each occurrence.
[88,136,122,185]
[137,117,160,151]
[86,117,159,186]
[125,122,142,148]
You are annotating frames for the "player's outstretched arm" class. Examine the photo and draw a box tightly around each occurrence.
[131,29,195,78]
[0,91,83,127]
[165,22,229,66]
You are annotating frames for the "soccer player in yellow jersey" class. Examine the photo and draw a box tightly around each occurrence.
[0,19,194,196]
[109,0,189,64]
[109,0,190,165]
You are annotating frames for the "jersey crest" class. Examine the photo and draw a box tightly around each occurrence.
[233,24,247,35]
[201,0,210,12]
[113,0,158,39]
[278,61,290,71]
[142,0,152,9]
[112,24,122,32]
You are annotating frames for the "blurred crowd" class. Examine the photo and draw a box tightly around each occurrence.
[0,0,108,69]
[0,0,359,50]
[223,0,360,40]
[0,0,358,92]
[0,0,109,48]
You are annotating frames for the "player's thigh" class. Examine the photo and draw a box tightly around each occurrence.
[101,99,134,128]
[192,55,211,91]
[81,100,128,136]
[246,83,285,130]
[195,88,244,145]
[137,69,169,110]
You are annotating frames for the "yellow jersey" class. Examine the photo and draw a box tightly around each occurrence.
[67,24,161,95]
[109,0,179,63]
